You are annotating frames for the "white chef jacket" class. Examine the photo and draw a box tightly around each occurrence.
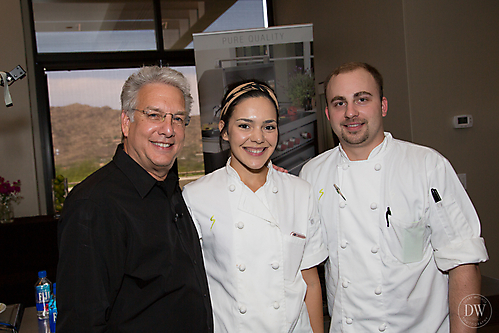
[183,158,328,333]
[299,132,488,333]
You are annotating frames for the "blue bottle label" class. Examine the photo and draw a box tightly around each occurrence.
[36,285,51,311]
[49,307,57,332]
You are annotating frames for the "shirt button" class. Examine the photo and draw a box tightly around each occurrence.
[379,323,387,331]
[346,317,353,325]
[239,305,247,314]
[229,184,236,192]
[370,202,378,210]
[375,285,382,295]
[238,264,246,272]
[342,164,349,170]
[340,240,348,249]
[371,245,379,254]
[272,186,278,193]
[273,302,280,309]
[374,163,382,171]
[236,221,244,229]
[342,280,349,288]
[339,202,346,209]
[271,262,279,270]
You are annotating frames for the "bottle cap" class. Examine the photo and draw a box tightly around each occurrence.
[38,270,47,278]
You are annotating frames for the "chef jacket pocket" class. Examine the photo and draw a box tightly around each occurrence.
[387,215,427,264]
[283,235,306,282]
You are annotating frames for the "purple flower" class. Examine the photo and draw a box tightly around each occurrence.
[0,177,22,204]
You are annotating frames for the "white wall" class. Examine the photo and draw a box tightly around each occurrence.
[273,0,499,278]
[0,1,44,217]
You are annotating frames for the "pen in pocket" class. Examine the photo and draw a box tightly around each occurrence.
[431,188,442,203]
[386,207,391,227]
[290,232,306,239]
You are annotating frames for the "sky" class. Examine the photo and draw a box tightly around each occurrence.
[45,0,265,116]
[47,67,200,115]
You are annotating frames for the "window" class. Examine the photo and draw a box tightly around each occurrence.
[32,0,267,52]
[33,1,157,53]
[28,0,271,212]
[47,67,203,187]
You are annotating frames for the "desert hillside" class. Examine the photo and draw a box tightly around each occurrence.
[50,103,204,183]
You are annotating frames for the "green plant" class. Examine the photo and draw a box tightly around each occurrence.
[286,67,315,109]
[53,174,67,213]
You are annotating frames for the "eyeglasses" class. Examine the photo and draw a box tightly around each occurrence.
[133,109,190,126]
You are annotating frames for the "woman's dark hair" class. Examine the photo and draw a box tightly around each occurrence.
[219,80,279,149]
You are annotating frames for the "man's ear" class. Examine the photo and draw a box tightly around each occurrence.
[121,111,131,138]
[219,120,228,141]
[381,97,388,117]
[325,106,331,121]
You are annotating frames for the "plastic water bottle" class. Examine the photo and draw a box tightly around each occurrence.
[49,283,58,332]
[35,270,52,320]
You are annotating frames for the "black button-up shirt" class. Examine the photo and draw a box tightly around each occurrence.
[57,144,213,333]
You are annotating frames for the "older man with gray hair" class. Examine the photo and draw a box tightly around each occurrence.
[57,66,213,333]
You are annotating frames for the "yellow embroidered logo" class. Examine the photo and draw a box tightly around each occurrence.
[319,189,324,201]
[210,215,216,230]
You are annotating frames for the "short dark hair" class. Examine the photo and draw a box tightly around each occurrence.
[324,62,384,102]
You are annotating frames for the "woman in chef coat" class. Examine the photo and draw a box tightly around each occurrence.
[183,81,327,333]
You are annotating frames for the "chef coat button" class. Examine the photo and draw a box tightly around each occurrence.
[375,285,382,295]
[273,302,280,309]
[239,305,247,314]
[271,262,280,270]
[236,221,244,229]
[374,163,382,171]
[342,164,349,170]
[272,186,278,193]
[379,323,387,331]
[370,202,378,210]
[339,201,346,209]
[229,184,236,192]
[238,264,246,272]
[371,245,379,254]
[340,240,348,249]
[342,280,349,288]
[346,317,353,325]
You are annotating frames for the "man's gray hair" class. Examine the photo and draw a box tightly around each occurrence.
[121,66,193,121]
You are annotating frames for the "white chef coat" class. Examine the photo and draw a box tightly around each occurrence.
[183,158,327,333]
[300,132,488,333]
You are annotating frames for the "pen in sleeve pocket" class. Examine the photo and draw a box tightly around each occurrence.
[431,188,442,203]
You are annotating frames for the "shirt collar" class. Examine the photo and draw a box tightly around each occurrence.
[339,132,392,161]
[225,156,273,184]
[113,143,179,198]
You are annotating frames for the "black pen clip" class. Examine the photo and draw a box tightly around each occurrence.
[386,207,391,227]
[431,188,442,203]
